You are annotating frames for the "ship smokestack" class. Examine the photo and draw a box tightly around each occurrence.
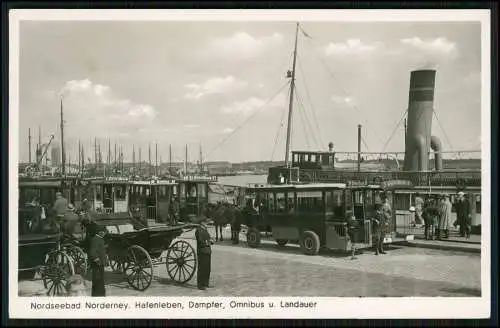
[403,69,443,171]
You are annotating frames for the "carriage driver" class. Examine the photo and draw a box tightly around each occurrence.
[193,217,214,290]
[89,226,108,297]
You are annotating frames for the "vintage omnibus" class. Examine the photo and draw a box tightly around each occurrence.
[176,174,217,221]
[239,182,398,255]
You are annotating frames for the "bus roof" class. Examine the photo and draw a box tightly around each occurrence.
[250,183,348,190]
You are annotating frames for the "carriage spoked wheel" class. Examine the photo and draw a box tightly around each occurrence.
[123,245,153,291]
[64,244,88,276]
[42,250,75,296]
[166,240,197,284]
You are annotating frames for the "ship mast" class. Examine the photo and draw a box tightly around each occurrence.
[284,22,299,167]
[60,97,66,176]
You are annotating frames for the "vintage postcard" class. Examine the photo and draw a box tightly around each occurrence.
[8,9,491,319]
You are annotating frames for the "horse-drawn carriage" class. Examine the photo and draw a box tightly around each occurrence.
[83,214,199,291]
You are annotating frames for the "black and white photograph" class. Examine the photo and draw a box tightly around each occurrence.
[8,9,491,319]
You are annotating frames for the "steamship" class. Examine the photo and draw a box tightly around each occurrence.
[267,69,482,231]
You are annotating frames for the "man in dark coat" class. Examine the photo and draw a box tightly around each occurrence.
[423,197,440,240]
[169,196,180,225]
[194,218,213,290]
[455,192,472,238]
[88,226,107,296]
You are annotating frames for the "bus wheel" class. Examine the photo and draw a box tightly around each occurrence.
[301,231,320,255]
[246,228,261,248]
[276,239,288,247]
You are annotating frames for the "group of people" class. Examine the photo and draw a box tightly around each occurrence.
[415,191,472,240]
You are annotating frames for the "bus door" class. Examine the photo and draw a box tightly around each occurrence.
[352,188,372,244]
[325,189,349,250]
[185,182,198,216]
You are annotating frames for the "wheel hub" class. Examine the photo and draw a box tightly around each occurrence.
[176,258,185,266]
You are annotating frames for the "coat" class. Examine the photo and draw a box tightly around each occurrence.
[439,200,453,230]
[455,199,471,226]
[88,235,107,266]
[195,225,212,255]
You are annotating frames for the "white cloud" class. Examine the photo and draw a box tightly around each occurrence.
[207,32,284,60]
[400,37,458,57]
[221,93,287,115]
[184,76,247,100]
[324,39,381,56]
[184,124,200,128]
[53,79,157,138]
[222,127,234,134]
[331,95,355,106]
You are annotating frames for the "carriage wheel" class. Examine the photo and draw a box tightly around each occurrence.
[42,250,75,296]
[123,245,153,291]
[166,240,197,284]
[64,245,88,276]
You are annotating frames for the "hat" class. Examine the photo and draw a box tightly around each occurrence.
[56,192,62,196]
[458,191,465,197]
[68,204,75,210]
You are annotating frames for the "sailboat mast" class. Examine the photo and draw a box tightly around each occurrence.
[169,144,172,175]
[28,128,32,164]
[60,97,66,176]
[284,22,299,167]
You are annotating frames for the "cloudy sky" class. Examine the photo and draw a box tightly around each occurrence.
[17,20,482,163]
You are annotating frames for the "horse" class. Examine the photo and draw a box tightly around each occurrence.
[205,202,244,243]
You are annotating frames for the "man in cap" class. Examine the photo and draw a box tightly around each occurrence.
[88,226,107,296]
[52,192,68,232]
[194,217,213,290]
[169,196,180,225]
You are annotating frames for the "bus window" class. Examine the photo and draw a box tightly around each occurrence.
[189,185,197,198]
[297,191,323,213]
[173,185,178,196]
[267,193,275,212]
[276,193,286,213]
[366,190,374,205]
[345,190,352,206]
[353,190,364,204]
[180,184,186,199]
[114,185,126,201]
[394,193,410,211]
[476,194,481,214]
[286,192,295,213]
[198,183,207,198]
[95,185,102,201]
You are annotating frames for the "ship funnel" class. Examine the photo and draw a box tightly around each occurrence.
[403,69,441,171]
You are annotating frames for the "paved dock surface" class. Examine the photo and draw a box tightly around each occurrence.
[19,228,481,298]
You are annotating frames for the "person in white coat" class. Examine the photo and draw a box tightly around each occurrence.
[438,195,453,239]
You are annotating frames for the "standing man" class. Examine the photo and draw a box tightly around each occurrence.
[52,192,68,232]
[423,197,440,240]
[231,207,242,245]
[455,191,472,239]
[195,218,213,290]
[88,227,107,297]
[169,196,180,225]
